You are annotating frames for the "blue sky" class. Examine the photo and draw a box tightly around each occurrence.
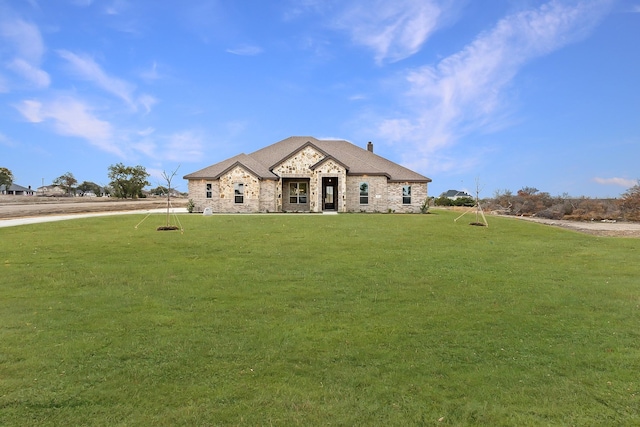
[1,0,638,198]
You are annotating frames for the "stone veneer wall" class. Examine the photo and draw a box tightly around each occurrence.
[345,175,389,212]
[387,182,428,213]
[186,144,428,213]
[218,166,260,213]
[187,179,220,213]
[272,146,328,212]
[188,177,428,213]
[258,180,277,213]
[312,159,347,212]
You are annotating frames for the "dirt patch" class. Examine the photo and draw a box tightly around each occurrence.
[0,196,188,220]
[513,216,640,238]
[436,206,640,238]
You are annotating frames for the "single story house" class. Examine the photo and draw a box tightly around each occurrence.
[183,136,432,213]
[0,183,35,196]
[442,189,472,200]
[36,185,66,197]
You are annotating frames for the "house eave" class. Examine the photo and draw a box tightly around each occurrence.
[309,155,350,172]
[269,141,331,171]
[346,171,391,179]
[388,178,433,183]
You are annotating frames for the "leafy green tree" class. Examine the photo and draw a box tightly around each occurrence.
[149,185,168,196]
[108,163,150,199]
[77,181,102,196]
[53,172,78,195]
[0,167,14,193]
[434,196,453,206]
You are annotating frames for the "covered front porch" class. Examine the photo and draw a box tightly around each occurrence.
[279,175,344,213]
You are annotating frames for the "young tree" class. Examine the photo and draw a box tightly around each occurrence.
[160,167,180,229]
[0,167,14,193]
[107,163,150,199]
[53,172,78,195]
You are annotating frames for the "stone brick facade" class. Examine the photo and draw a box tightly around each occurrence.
[273,146,319,212]
[184,137,431,214]
[345,175,389,212]
[187,179,219,213]
[187,168,278,213]
[312,159,347,212]
[387,182,428,213]
[258,180,277,212]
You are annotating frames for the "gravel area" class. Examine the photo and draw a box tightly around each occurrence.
[512,216,640,238]
[0,196,188,228]
[0,196,187,219]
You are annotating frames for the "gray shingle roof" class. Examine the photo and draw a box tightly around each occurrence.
[443,190,471,198]
[184,136,431,182]
[1,183,33,192]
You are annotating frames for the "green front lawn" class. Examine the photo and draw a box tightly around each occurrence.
[1,212,638,425]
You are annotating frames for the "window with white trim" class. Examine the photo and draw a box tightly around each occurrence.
[289,182,308,204]
[402,185,411,204]
[234,183,244,203]
[359,182,369,204]
[206,183,212,199]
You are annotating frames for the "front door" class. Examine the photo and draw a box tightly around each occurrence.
[322,177,337,211]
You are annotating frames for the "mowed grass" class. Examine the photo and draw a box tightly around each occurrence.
[1,211,639,426]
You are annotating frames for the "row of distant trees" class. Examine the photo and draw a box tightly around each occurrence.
[0,163,176,199]
[481,184,640,221]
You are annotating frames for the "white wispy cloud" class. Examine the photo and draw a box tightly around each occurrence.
[57,50,156,112]
[57,49,133,103]
[137,93,158,114]
[593,177,637,187]
[376,0,612,173]
[7,58,50,88]
[104,0,130,15]
[163,131,205,162]
[333,0,446,64]
[0,74,8,93]
[15,97,123,156]
[349,94,367,101]
[0,17,50,89]
[226,44,264,56]
[140,61,161,81]
[282,0,327,21]
[0,132,17,148]
[137,127,155,137]
[0,18,45,62]
[130,129,204,163]
[71,0,94,6]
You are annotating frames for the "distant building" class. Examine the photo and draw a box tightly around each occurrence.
[36,185,66,197]
[0,184,35,196]
[442,189,472,200]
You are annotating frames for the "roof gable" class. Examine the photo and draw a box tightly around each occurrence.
[270,142,328,173]
[443,189,471,198]
[184,136,431,183]
[183,153,278,180]
[1,183,33,192]
[310,155,349,172]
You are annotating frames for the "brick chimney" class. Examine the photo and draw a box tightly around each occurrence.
[367,141,373,152]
